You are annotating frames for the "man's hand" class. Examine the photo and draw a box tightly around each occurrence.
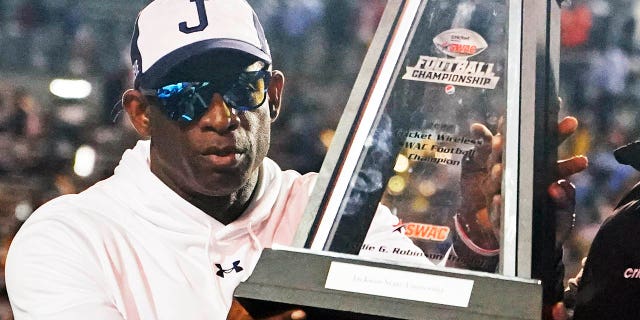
[452,122,503,271]
[550,116,588,248]
[227,299,306,320]
[454,116,588,271]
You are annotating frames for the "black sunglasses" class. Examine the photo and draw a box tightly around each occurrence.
[140,70,271,122]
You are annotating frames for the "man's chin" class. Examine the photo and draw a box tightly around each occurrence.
[189,162,258,197]
[196,179,245,197]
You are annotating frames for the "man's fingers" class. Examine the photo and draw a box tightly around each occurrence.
[290,310,306,320]
[227,299,306,320]
[265,310,306,320]
[548,179,575,211]
[558,116,578,145]
[490,194,502,239]
[487,133,503,166]
[470,123,494,144]
[557,155,588,178]
[551,302,570,320]
[253,310,307,320]
[464,123,494,171]
[484,163,502,196]
[496,115,505,136]
[549,180,576,248]
[228,299,252,320]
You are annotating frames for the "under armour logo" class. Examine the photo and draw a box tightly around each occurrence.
[215,260,243,278]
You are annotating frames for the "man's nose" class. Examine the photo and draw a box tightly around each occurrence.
[198,93,240,133]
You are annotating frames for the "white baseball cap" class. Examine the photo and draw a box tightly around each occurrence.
[130,0,271,89]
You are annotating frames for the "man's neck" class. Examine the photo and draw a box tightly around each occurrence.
[184,174,259,225]
[150,163,260,225]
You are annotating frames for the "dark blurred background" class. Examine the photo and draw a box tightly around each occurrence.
[0,0,638,318]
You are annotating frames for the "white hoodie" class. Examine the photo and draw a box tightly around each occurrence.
[6,140,429,320]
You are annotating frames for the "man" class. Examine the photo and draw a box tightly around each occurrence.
[5,1,418,319]
[5,0,585,319]
[566,141,640,320]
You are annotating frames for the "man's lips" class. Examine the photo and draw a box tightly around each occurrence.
[201,146,245,168]
[203,146,241,156]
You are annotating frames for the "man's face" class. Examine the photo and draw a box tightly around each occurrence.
[146,57,278,197]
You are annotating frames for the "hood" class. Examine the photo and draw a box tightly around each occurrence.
[105,140,279,243]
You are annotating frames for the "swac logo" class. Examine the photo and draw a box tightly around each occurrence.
[404,222,450,241]
[392,220,406,233]
[433,28,488,58]
[215,260,243,278]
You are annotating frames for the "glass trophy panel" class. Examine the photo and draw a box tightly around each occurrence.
[321,0,510,273]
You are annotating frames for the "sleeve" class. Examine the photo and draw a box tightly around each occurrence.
[5,218,124,320]
[548,247,565,305]
[572,234,608,318]
[358,204,435,267]
[541,246,566,319]
[568,196,640,320]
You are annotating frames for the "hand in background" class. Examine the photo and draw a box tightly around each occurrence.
[452,121,503,271]
[545,117,587,320]
[550,116,588,249]
[454,116,588,271]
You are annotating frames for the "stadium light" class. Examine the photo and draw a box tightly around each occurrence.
[49,79,92,99]
[73,145,96,177]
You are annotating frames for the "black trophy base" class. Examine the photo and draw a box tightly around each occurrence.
[234,248,542,320]
[236,299,402,320]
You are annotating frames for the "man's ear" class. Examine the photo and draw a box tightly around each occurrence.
[123,89,151,137]
[267,70,285,121]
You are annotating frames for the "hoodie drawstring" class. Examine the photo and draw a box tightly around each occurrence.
[206,226,214,268]
[247,221,263,253]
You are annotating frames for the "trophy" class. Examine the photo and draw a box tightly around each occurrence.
[235,0,563,318]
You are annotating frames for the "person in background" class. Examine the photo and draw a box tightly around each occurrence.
[563,140,640,320]
[5,88,41,138]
